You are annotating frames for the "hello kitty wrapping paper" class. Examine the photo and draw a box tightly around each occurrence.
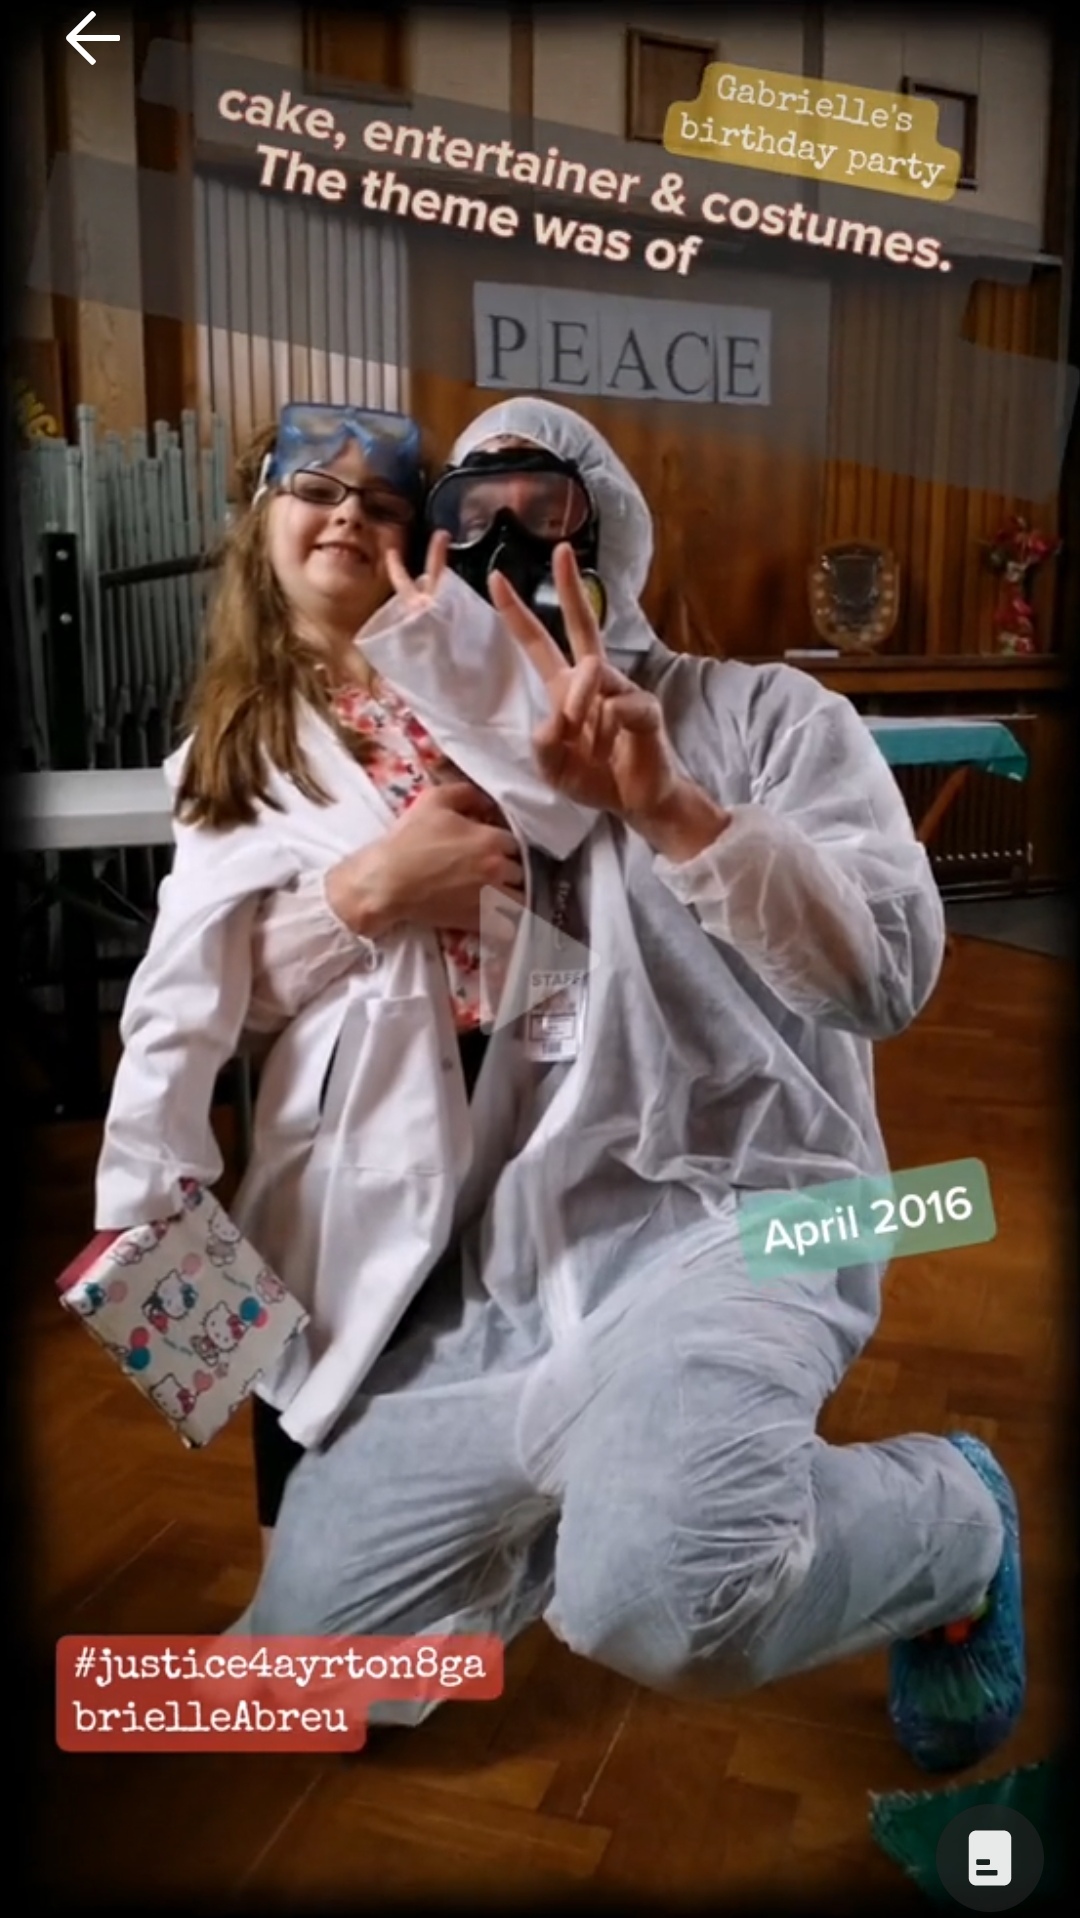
[56,1183,309,1448]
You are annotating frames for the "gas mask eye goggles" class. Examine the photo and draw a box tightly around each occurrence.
[426,448,607,647]
[253,403,424,514]
[427,449,592,547]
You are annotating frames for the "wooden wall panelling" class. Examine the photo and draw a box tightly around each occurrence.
[927,278,965,657]
[906,284,944,656]
[578,414,817,656]
[413,344,1070,673]
[42,5,146,435]
[409,354,821,658]
[823,276,912,653]
[793,656,1067,696]
[625,29,716,145]
[134,10,197,429]
[302,9,407,93]
[12,29,55,350]
[921,293,951,638]
[509,10,534,139]
[959,276,1062,652]
[939,285,975,655]
[871,258,899,595]
[822,264,1063,659]
[40,30,80,438]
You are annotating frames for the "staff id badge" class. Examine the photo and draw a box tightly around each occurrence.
[524,969,588,1063]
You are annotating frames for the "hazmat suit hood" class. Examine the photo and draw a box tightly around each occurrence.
[449,399,663,661]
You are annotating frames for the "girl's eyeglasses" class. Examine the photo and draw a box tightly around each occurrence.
[283,469,416,525]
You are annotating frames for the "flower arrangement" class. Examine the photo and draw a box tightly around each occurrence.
[984,516,1062,655]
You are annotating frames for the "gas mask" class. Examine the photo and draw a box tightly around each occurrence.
[426,448,607,656]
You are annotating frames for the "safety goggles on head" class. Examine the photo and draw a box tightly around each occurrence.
[254,402,423,507]
[426,449,593,549]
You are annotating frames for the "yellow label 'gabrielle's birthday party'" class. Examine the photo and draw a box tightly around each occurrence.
[665,63,963,202]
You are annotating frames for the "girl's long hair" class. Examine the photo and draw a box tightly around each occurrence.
[174,423,379,831]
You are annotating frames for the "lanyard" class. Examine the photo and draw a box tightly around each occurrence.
[524,859,588,1066]
[551,868,573,947]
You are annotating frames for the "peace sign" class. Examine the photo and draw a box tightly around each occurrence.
[385,529,451,614]
[489,542,685,822]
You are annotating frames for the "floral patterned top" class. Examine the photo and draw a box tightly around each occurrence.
[332,680,483,1033]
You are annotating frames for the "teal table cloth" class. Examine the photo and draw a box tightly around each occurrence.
[865,718,1029,780]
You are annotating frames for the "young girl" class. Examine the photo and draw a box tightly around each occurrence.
[94,402,597,1550]
[190,405,518,1073]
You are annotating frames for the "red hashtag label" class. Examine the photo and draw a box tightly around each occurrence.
[57,1635,504,1751]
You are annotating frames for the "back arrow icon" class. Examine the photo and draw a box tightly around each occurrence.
[67,11,121,64]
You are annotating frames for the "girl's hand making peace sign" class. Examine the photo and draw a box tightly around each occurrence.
[385,529,451,615]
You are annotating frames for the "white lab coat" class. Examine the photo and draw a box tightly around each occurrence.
[94,571,597,1447]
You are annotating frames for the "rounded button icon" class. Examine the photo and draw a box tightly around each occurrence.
[936,1805,1043,1909]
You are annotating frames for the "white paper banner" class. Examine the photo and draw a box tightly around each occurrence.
[474,282,771,405]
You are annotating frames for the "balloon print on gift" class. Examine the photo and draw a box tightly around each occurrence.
[120,1325,153,1370]
[72,1276,129,1319]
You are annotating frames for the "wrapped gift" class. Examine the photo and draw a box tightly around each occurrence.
[56,1182,308,1448]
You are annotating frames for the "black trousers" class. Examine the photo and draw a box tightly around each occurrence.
[252,1024,490,1526]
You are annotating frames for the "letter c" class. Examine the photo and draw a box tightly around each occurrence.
[204,1655,225,1678]
[218,90,246,121]
[701,192,730,225]
[665,332,712,397]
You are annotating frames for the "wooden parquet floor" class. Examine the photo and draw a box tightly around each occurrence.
[20,934,1073,1908]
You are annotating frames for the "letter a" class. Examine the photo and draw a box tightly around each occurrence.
[764,1219,796,1253]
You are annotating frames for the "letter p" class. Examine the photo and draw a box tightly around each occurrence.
[794,1221,820,1255]
[487,314,527,384]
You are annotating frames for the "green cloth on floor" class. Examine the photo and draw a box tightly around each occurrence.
[870,1758,1066,1904]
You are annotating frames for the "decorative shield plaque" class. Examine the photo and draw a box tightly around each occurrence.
[808,542,900,652]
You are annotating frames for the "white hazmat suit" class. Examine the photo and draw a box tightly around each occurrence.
[238,399,1004,1711]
